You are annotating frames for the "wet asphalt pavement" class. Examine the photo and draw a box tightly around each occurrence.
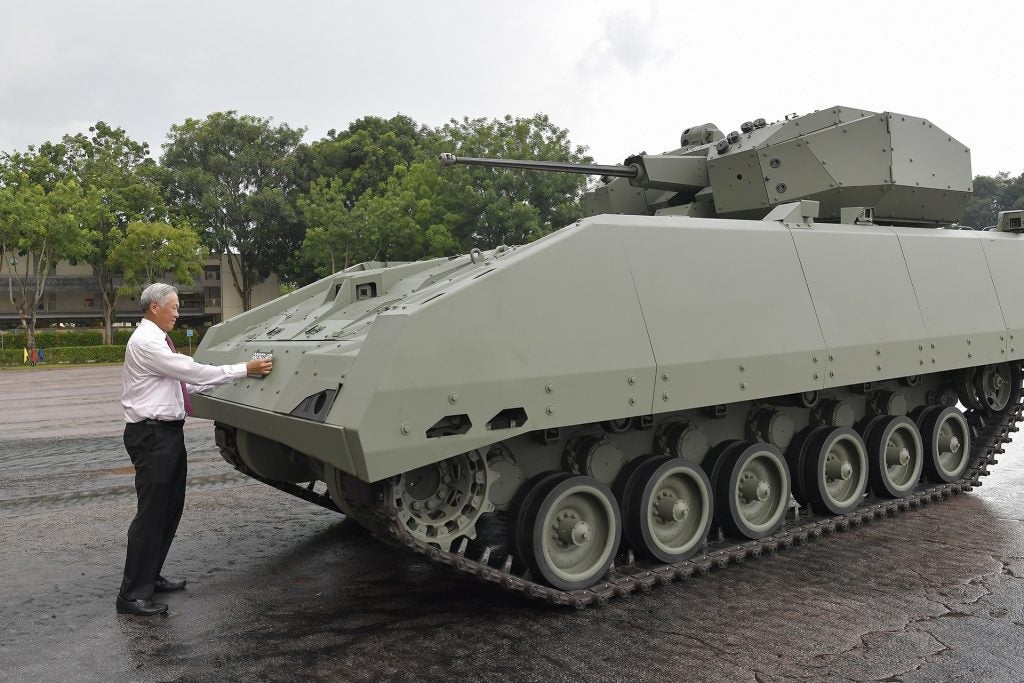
[2,366,1024,682]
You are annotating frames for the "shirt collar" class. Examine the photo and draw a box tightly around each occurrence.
[138,318,166,338]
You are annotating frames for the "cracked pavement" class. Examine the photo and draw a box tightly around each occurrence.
[2,366,1024,682]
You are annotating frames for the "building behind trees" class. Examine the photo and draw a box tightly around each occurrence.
[0,254,280,330]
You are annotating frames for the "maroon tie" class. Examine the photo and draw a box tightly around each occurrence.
[165,335,193,416]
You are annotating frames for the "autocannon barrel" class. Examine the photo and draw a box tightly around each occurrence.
[438,153,639,179]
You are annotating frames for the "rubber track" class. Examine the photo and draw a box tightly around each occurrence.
[243,367,1024,609]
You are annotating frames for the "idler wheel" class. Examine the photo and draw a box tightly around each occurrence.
[620,457,713,563]
[710,442,790,539]
[863,415,924,498]
[800,427,868,515]
[917,406,971,483]
[522,474,621,590]
[974,363,1014,413]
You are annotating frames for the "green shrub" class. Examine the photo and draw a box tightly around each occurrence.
[113,328,203,347]
[169,329,203,348]
[0,326,204,349]
[1,330,104,348]
[0,343,195,367]
[0,348,22,367]
[43,330,105,347]
[43,345,127,364]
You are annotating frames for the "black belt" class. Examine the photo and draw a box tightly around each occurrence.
[129,419,186,427]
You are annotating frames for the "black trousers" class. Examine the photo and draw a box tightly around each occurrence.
[120,420,187,600]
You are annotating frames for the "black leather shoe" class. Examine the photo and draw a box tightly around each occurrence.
[154,576,186,593]
[116,596,168,616]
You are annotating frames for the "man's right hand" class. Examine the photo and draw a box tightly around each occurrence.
[246,357,273,376]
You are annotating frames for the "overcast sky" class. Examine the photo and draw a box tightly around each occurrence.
[2,0,1022,178]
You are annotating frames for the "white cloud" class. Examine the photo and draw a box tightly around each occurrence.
[575,6,673,77]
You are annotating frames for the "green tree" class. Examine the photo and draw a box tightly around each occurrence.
[294,115,430,280]
[357,162,460,263]
[297,177,365,275]
[961,172,1024,228]
[299,164,460,276]
[0,151,94,354]
[107,221,205,296]
[295,113,589,282]
[161,112,306,310]
[302,115,426,206]
[47,122,169,343]
[433,113,592,248]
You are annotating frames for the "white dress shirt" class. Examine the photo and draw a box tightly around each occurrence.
[121,318,248,423]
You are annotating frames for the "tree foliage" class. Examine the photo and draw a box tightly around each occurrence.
[161,111,305,309]
[108,221,205,296]
[2,110,597,327]
[433,113,592,246]
[357,162,461,262]
[0,149,95,349]
[298,177,367,273]
[296,113,590,281]
[302,115,425,207]
[46,122,169,342]
[961,172,1024,228]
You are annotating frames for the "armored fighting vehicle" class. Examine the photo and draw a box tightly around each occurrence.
[193,107,1024,606]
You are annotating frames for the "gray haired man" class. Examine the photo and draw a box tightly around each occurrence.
[116,283,272,616]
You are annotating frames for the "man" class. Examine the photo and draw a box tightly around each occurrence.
[117,283,273,616]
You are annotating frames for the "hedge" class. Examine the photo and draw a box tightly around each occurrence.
[1,330,104,347]
[0,343,195,368]
[0,348,24,366]
[0,327,203,349]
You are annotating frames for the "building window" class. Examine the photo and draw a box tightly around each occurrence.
[37,294,57,312]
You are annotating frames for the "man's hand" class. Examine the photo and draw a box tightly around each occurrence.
[246,356,273,376]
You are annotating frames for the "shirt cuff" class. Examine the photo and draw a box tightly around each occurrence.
[227,362,249,379]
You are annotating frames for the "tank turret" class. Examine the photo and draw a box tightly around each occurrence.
[442,106,973,227]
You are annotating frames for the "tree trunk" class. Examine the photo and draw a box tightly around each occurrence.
[11,290,38,362]
[102,306,114,344]
[8,254,45,361]
[93,264,119,344]
[19,312,37,359]
[224,252,253,312]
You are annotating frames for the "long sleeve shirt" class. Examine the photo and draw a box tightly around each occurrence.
[121,318,248,423]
